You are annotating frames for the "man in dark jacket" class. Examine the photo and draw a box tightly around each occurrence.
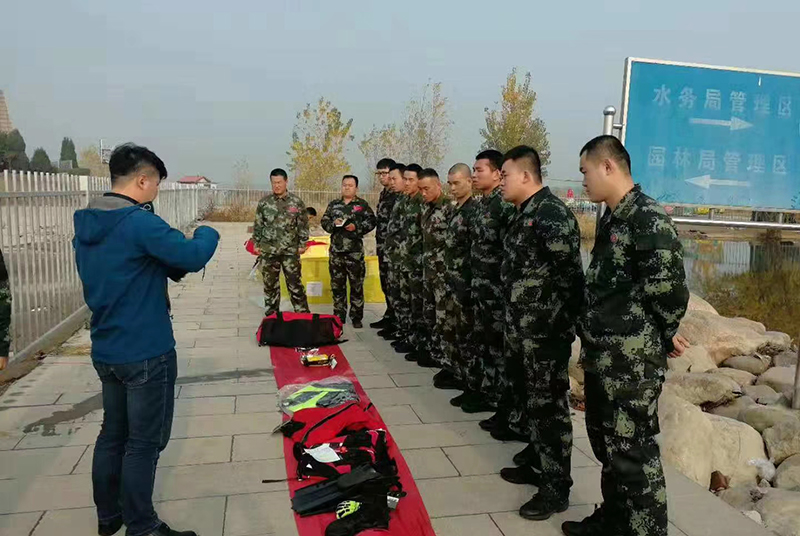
[321,174,377,328]
[73,143,219,536]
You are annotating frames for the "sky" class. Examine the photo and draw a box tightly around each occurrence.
[3,0,800,187]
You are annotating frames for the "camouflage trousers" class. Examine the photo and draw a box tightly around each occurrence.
[407,263,424,350]
[0,283,11,356]
[376,246,394,321]
[507,338,573,500]
[584,369,667,536]
[440,287,472,381]
[468,295,505,405]
[388,262,411,340]
[329,251,365,323]
[421,267,448,364]
[261,255,310,316]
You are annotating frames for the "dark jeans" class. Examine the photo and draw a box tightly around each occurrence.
[93,350,178,536]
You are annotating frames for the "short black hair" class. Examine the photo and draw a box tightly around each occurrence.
[306,206,317,217]
[419,168,439,180]
[405,163,423,176]
[580,135,631,174]
[270,168,288,180]
[389,162,406,174]
[376,158,395,170]
[108,143,167,184]
[475,149,503,171]
[503,145,542,181]
[342,174,359,187]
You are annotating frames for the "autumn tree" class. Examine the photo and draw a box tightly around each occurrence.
[79,144,109,177]
[30,148,54,172]
[481,68,551,174]
[232,157,254,189]
[287,97,354,191]
[358,123,405,191]
[60,137,78,169]
[401,82,451,169]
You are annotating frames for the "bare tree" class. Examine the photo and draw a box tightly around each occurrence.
[401,81,451,168]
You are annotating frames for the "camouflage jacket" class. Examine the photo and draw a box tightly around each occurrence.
[252,192,309,257]
[384,194,407,256]
[501,187,584,342]
[580,185,689,380]
[376,188,398,248]
[445,197,476,300]
[421,194,452,279]
[0,248,11,356]
[470,187,517,297]
[400,193,425,272]
[320,197,377,254]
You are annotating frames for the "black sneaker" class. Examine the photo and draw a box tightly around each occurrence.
[520,493,568,521]
[394,341,414,354]
[404,351,419,362]
[450,392,468,407]
[352,320,363,329]
[377,328,397,339]
[433,370,459,390]
[416,355,438,368]
[490,427,529,442]
[478,412,502,432]
[460,398,496,414]
[145,522,197,536]
[98,518,123,536]
[370,317,390,329]
[500,464,541,485]
[561,505,606,536]
[513,443,541,468]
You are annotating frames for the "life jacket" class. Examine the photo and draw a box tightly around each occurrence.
[277,402,384,444]
[293,429,395,481]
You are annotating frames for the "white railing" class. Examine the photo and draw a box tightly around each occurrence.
[0,170,212,359]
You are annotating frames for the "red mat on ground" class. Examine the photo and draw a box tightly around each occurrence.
[269,344,436,536]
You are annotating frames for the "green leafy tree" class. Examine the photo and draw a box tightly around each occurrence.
[401,82,451,168]
[60,137,78,169]
[287,97,354,190]
[0,129,29,171]
[79,144,109,177]
[480,68,551,174]
[358,123,405,191]
[30,148,54,172]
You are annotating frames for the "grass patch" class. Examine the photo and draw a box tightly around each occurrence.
[575,212,596,242]
[204,203,257,222]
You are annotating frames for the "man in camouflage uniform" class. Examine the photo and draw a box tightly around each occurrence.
[321,175,377,328]
[442,164,478,407]
[564,136,689,536]
[379,162,408,341]
[418,168,453,381]
[252,168,310,316]
[494,146,585,521]
[464,150,517,418]
[371,158,397,329]
[0,247,11,370]
[391,164,425,358]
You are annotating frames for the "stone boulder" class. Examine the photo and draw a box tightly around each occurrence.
[678,310,772,365]
[774,350,798,368]
[708,396,757,420]
[739,405,800,433]
[683,345,717,372]
[764,420,800,465]
[757,367,796,404]
[744,384,784,406]
[718,484,765,511]
[775,455,800,491]
[710,367,757,387]
[754,488,800,536]
[761,332,793,356]
[664,372,742,406]
[722,354,771,375]
[688,293,719,315]
[707,414,767,487]
[668,354,691,373]
[658,389,713,487]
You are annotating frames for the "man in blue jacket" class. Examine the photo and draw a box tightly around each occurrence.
[73,143,219,536]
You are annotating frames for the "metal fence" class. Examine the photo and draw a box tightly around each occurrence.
[206,188,381,214]
[1,170,211,359]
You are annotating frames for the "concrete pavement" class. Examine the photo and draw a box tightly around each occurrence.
[0,223,771,536]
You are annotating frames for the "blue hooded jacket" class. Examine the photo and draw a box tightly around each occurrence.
[73,194,220,364]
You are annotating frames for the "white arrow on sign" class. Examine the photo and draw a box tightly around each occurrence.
[689,116,753,131]
[685,175,751,189]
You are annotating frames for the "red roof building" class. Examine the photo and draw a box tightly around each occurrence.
[177,176,214,188]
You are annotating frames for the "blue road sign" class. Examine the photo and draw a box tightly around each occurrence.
[621,58,800,210]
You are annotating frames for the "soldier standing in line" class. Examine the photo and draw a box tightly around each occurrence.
[379,162,408,341]
[563,135,689,536]
[370,158,397,329]
[417,168,453,381]
[391,164,425,358]
[0,247,11,370]
[442,163,478,407]
[463,150,517,420]
[252,168,310,316]
[321,175,376,328]
[495,146,584,521]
